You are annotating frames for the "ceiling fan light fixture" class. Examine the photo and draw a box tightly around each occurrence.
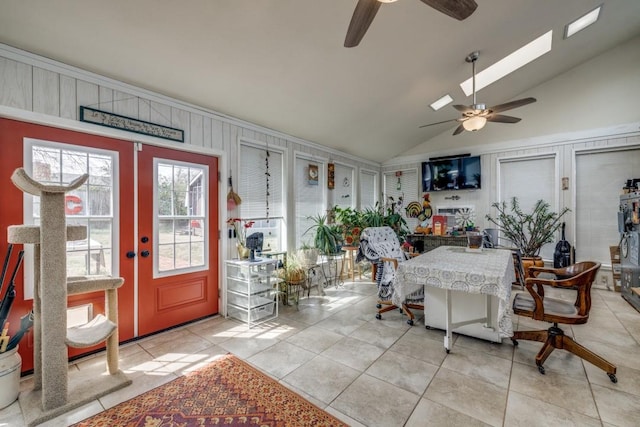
[462,116,487,132]
[378,0,399,3]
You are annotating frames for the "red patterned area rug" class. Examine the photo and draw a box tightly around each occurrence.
[72,353,348,427]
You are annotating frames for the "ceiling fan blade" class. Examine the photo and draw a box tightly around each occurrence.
[419,118,459,128]
[344,0,382,48]
[489,97,536,113]
[452,124,465,135]
[487,114,522,124]
[419,0,478,21]
[453,104,473,113]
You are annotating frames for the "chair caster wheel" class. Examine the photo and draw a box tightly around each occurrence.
[445,348,450,354]
[376,304,382,309]
[511,339,518,346]
[538,365,545,375]
[608,373,617,383]
[399,308,403,313]
[407,319,414,326]
[375,313,382,320]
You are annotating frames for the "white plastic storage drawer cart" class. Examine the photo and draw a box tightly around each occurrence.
[225,258,279,327]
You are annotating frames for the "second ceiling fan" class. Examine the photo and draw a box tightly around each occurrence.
[420,51,537,135]
[344,0,477,48]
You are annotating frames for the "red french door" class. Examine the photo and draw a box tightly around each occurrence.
[136,144,219,336]
[0,118,219,372]
[0,118,136,370]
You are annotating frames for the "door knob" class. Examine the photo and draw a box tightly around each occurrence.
[140,250,150,257]
[126,251,136,259]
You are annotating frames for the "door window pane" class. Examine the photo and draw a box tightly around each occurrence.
[30,144,115,277]
[155,160,208,274]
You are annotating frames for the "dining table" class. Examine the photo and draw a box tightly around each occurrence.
[393,245,515,352]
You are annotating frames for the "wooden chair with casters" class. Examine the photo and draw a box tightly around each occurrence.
[511,261,617,382]
[358,226,423,325]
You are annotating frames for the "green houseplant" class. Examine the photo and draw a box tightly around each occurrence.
[304,214,342,255]
[485,197,570,258]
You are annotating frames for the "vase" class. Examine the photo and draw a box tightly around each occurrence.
[521,256,545,279]
[237,243,250,259]
[0,346,21,409]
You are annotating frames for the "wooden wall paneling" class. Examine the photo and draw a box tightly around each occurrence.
[189,112,204,147]
[0,57,32,110]
[113,89,138,118]
[149,100,171,127]
[98,86,113,112]
[76,80,99,113]
[33,67,59,116]
[138,98,151,121]
[210,118,223,150]
[171,107,190,144]
[222,122,231,152]
[203,116,212,149]
[59,75,76,119]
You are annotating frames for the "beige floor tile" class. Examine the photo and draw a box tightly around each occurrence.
[38,401,105,427]
[320,336,385,371]
[314,308,369,335]
[584,362,640,396]
[216,335,279,359]
[247,340,316,379]
[424,368,508,427]
[348,320,406,349]
[331,373,420,427]
[282,355,360,404]
[454,334,515,361]
[405,398,492,427]
[98,371,177,409]
[285,325,344,354]
[390,330,448,366]
[509,361,598,418]
[592,383,640,427]
[280,306,335,325]
[442,344,512,389]
[504,390,601,426]
[365,350,438,395]
[511,338,588,380]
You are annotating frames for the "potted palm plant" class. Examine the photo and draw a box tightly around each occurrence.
[485,197,570,273]
[304,214,342,255]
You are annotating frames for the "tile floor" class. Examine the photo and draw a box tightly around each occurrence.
[2,277,640,426]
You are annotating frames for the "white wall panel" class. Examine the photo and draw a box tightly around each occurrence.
[113,90,138,118]
[98,86,113,112]
[33,67,59,116]
[59,75,76,119]
[0,57,32,110]
[76,80,98,111]
[190,113,204,147]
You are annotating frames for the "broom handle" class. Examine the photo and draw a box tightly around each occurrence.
[0,243,13,296]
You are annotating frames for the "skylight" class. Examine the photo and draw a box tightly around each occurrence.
[430,94,453,111]
[459,30,553,97]
[565,5,602,38]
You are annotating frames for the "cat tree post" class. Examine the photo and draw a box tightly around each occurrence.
[9,168,131,426]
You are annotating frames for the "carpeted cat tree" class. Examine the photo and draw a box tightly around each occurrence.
[7,168,131,426]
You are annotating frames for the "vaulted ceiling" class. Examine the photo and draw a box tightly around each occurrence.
[1,0,639,163]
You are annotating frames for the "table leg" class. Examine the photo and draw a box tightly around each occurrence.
[444,289,452,353]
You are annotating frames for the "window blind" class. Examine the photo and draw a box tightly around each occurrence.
[576,148,640,264]
[360,170,377,210]
[295,158,325,247]
[499,156,556,259]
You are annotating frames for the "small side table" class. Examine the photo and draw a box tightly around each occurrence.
[340,246,360,281]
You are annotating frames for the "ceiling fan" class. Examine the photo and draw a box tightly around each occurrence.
[344,0,477,48]
[420,51,537,135]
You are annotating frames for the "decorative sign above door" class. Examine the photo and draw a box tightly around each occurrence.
[79,106,184,142]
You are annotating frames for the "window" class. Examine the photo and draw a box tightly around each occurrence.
[383,169,418,232]
[359,169,378,210]
[333,163,355,209]
[155,160,208,273]
[498,154,557,259]
[295,157,326,248]
[30,143,116,277]
[575,148,640,264]
[238,142,284,252]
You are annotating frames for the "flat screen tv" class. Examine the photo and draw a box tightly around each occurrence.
[422,155,481,192]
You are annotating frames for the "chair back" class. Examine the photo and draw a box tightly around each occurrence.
[358,226,403,263]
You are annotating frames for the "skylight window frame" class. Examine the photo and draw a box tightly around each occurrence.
[459,30,553,97]
[430,94,453,111]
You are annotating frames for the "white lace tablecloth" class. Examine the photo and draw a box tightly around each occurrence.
[394,246,515,337]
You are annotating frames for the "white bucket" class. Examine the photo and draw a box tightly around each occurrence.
[0,346,21,409]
